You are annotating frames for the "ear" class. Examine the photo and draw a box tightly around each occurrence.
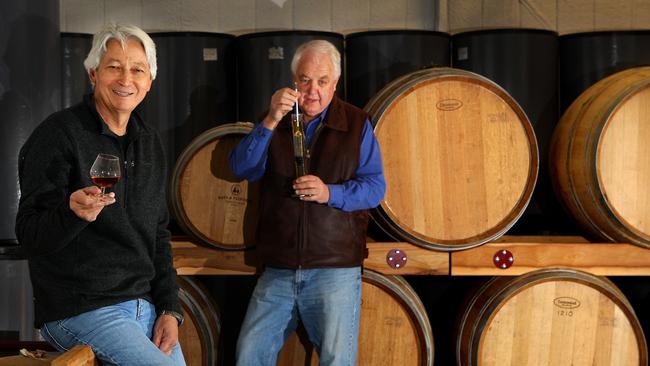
[143,77,152,93]
[88,69,97,85]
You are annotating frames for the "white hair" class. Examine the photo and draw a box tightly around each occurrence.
[291,39,341,79]
[83,23,157,81]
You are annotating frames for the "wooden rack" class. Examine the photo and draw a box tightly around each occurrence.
[172,235,650,277]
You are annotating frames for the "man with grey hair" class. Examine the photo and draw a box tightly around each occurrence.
[231,39,386,365]
[16,23,185,366]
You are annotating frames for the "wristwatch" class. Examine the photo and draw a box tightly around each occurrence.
[159,309,184,326]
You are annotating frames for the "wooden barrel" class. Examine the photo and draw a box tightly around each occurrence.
[178,276,221,366]
[366,67,538,251]
[457,268,647,366]
[456,269,647,366]
[550,66,650,248]
[169,123,260,250]
[276,270,434,366]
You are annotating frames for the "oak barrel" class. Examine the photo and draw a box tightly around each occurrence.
[277,270,434,366]
[367,67,538,251]
[169,122,260,250]
[178,276,221,366]
[550,66,650,248]
[456,269,647,366]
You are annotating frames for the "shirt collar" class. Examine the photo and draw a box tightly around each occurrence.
[84,93,141,138]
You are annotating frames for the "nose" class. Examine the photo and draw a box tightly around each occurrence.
[117,69,132,85]
[305,80,318,94]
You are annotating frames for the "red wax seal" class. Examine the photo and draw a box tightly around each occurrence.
[493,249,514,269]
[386,249,407,269]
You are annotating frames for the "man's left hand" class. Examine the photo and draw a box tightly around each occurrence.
[293,175,329,204]
[152,314,179,356]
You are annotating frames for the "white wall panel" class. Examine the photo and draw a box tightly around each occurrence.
[370,0,407,28]
[558,0,594,34]
[633,0,650,28]
[332,0,369,33]
[482,0,519,28]
[520,0,556,31]
[105,0,143,28]
[218,0,255,34]
[59,1,650,37]
[60,0,68,31]
[294,0,332,31]
[141,0,181,31]
[438,0,449,32]
[255,0,293,30]
[62,0,104,33]
[448,0,482,33]
[180,0,220,31]
[595,0,633,30]
[406,0,436,30]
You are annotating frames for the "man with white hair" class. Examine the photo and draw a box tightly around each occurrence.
[16,24,185,366]
[231,39,386,366]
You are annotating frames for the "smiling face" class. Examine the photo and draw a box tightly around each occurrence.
[294,51,339,121]
[89,38,152,123]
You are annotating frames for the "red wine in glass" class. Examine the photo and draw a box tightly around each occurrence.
[91,176,121,188]
[89,154,121,198]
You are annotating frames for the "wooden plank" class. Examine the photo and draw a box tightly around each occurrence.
[451,241,650,276]
[172,240,449,275]
[365,242,449,275]
[51,345,97,366]
[172,240,258,275]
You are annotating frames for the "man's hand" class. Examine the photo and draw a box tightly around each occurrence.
[263,87,300,130]
[153,314,179,356]
[69,186,115,222]
[293,175,329,204]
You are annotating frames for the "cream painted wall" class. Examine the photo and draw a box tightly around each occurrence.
[59,0,439,35]
[444,0,650,34]
[60,0,650,36]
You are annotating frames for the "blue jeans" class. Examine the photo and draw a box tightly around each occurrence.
[41,299,185,366]
[236,267,362,366]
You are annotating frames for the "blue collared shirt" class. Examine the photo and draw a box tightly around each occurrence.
[229,106,386,212]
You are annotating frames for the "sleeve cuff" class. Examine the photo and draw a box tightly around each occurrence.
[327,184,343,209]
[255,121,274,136]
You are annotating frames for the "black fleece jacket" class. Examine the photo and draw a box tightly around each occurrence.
[16,95,181,327]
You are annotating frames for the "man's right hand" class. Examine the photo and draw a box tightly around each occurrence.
[263,87,300,130]
[69,186,116,222]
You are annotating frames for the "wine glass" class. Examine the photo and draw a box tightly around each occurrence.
[89,153,121,198]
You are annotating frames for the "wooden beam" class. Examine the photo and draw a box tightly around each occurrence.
[452,238,650,276]
[172,239,449,275]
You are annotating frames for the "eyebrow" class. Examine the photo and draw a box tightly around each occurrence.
[104,58,148,68]
[299,74,330,81]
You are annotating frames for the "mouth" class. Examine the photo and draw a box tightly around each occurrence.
[112,89,134,97]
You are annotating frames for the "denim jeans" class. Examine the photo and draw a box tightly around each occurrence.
[236,266,362,366]
[41,299,185,366]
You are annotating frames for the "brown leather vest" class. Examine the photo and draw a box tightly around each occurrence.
[256,96,370,268]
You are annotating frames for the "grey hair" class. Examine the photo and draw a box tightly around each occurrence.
[83,23,157,81]
[291,40,341,79]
